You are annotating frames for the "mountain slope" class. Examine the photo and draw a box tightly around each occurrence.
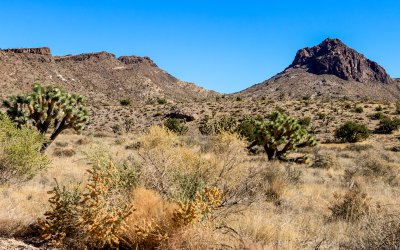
[238,38,400,100]
[0,48,217,105]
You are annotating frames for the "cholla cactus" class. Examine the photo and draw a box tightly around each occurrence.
[3,82,89,152]
[248,111,317,161]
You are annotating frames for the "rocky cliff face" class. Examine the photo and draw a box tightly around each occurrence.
[290,38,391,84]
[237,38,400,100]
[1,47,51,55]
[119,55,158,67]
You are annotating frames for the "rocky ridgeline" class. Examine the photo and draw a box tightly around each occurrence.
[1,47,51,55]
[290,38,392,84]
[118,55,158,67]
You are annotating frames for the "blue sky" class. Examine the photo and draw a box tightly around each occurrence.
[1,1,399,93]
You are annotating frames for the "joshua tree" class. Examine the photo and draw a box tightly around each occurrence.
[248,111,317,161]
[3,82,89,152]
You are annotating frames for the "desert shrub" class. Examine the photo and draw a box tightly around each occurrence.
[317,112,326,120]
[38,160,133,248]
[198,115,238,135]
[120,99,131,106]
[302,94,311,100]
[157,98,167,105]
[248,111,317,161]
[53,148,76,157]
[335,121,370,143]
[375,105,383,111]
[395,101,400,114]
[164,118,188,135]
[236,96,243,101]
[119,187,176,249]
[329,186,370,222]
[0,116,49,183]
[298,117,311,128]
[311,153,338,169]
[3,82,89,152]
[344,103,352,109]
[368,112,387,120]
[374,117,400,134]
[111,124,121,134]
[354,107,364,113]
[340,211,400,249]
[236,116,260,141]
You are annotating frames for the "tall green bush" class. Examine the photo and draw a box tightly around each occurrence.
[0,115,49,183]
[335,121,370,142]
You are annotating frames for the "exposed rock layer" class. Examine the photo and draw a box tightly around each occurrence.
[290,38,391,84]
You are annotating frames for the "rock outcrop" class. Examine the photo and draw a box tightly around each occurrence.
[119,55,158,67]
[2,47,51,55]
[237,38,400,100]
[290,38,391,84]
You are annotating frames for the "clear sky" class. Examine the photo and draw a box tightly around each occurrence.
[1,0,399,93]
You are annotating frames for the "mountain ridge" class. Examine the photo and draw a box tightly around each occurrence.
[238,38,400,100]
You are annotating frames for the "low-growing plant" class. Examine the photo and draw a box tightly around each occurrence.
[120,99,131,106]
[335,121,370,142]
[368,112,387,120]
[157,98,167,105]
[329,186,370,222]
[355,107,364,113]
[374,117,400,134]
[164,118,189,135]
[38,161,134,248]
[298,117,311,128]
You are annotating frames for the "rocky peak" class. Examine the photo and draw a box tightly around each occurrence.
[2,47,51,55]
[289,38,391,84]
[55,51,116,62]
[118,55,158,67]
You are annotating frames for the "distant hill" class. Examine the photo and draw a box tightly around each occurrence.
[237,38,400,100]
[0,47,217,105]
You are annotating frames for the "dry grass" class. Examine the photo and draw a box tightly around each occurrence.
[0,100,400,249]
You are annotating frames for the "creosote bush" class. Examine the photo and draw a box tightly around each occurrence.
[164,118,189,135]
[335,121,370,143]
[374,117,400,134]
[0,115,49,183]
[3,82,89,152]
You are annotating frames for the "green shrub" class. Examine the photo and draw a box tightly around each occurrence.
[368,112,387,120]
[0,115,49,183]
[248,111,317,161]
[111,124,121,134]
[374,117,400,134]
[317,113,326,120]
[298,117,311,128]
[236,96,243,101]
[344,103,352,109]
[335,121,370,142]
[120,99,131,106]
[375,105,383,111]
[355,107,364,113]
[302,94,311,100]
[164,118,188,135]
[157,98,167,105]
[236,116,262,141]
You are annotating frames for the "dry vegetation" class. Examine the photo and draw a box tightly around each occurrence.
[1,97,400,249]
